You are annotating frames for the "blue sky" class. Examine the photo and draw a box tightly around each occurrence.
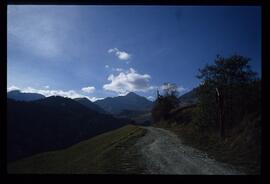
[7,5,261,101]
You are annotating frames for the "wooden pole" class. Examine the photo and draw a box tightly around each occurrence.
[216,88,225,139]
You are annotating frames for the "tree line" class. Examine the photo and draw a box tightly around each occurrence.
[151,54,261,138]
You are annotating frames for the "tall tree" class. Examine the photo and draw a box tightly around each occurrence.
[195,54,259,136]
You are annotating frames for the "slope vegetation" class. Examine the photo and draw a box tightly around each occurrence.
[154,106,261,175]
[8,125,147,174]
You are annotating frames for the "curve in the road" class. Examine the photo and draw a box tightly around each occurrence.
[135,126,243,175]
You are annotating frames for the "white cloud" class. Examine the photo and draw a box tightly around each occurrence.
[177,86,188,93]
[44,85,50,89]
[7,85,20,91]
[147,96,155,101]
[117,51,131,60]
[108,48,131,61]
[159,83,187,94]
[81,86,95,93]
[115,68,124,72]
[88,97,104,102]
[21,87,85,99]
[161,83,175,91]
[108,48,115,53]
[103,68,152,95]
[105,65,109,68]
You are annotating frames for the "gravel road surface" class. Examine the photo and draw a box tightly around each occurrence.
[136,126,243,175]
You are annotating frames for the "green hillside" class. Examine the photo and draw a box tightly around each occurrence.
[8,125,147,174]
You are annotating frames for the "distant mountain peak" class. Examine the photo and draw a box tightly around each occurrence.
[35,96,76,104]
[7,90,45,102]
[126,92,138,97]
[8,89,21,93]
[74,97,107,114]
[94,92,153,114]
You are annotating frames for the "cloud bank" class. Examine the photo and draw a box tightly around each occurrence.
[81,86,95,93]
[7,85,20,91]
[7,85,102,102]
[103,68,152,95]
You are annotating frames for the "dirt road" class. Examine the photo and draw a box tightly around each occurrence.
[135,126,243,175]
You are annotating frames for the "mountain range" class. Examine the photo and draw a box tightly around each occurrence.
[94,92,153,114]
[7,90,154,115]
[7,96,131,162]
[7,89,198,114]
[74,97,107,114]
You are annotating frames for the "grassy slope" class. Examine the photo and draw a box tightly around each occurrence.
[8,125,147,174]
[131,112,152,124]
[154,107,261,175]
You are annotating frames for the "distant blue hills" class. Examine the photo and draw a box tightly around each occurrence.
[7,90,45,101]
[7,90,154,115]
[94,92,154,114]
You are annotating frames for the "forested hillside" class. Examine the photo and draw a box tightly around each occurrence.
[151,55,261,174]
